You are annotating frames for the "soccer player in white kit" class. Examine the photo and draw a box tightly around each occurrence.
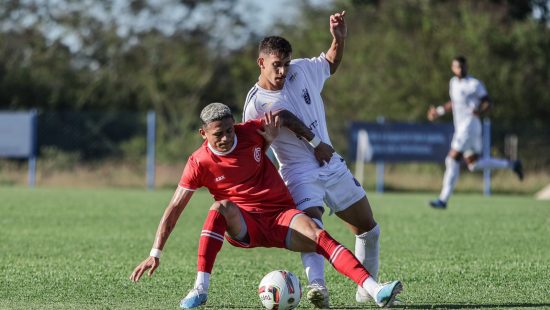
[243,11,386,308]
[427,56,523,209]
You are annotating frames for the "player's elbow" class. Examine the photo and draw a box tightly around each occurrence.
[273,109,291,126]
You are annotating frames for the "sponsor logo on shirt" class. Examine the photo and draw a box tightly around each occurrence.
[308,120,318,130]
[254,147,262,163]
[296,197,311,206]
[215,175,225,182]
[261,102,273,109]
[302,88,311,105]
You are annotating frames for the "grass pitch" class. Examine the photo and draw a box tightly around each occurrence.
[0,187,549,309]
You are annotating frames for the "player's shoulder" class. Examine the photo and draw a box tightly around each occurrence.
[244,84,274,110]
[188,141,209,162]
[238,119,262,132]
[245,84,260,105]
[467,75,483,84]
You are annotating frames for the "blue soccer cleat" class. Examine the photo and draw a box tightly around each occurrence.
[180,288,208,309]
[375,280,403,308]
[429,199,447,209]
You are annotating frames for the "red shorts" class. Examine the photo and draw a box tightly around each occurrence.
[225,208,303,249]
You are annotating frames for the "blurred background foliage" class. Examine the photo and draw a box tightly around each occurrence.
[0,0,549,168]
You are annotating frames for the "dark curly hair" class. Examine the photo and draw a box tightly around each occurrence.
[258,36,292,57]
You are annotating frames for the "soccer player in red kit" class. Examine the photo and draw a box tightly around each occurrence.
[129,103,402,309]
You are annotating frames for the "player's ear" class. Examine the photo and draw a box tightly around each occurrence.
[199,127,207,140]
[257,57,264,69]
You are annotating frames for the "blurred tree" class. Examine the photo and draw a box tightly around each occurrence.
[0,0,263,161]
[0,0,548,167]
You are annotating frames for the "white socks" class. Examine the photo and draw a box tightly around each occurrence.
[355,224,380,297]
[469,158,511,171]
[362,276,380,299]
[302,217,326,286]
[440,156,460,202]
[194,271,210,292]
[355,224,380,280]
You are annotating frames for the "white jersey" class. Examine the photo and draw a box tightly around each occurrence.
[449,75,488,135]
[243,53,346,182]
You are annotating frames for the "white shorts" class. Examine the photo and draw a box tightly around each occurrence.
[451,131,482,157]
[286,168,366,214]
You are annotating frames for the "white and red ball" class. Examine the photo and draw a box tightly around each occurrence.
[258,270,302,310]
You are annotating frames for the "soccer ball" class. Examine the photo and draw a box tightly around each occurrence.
[258,270,302,310]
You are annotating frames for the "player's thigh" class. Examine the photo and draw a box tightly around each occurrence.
[324,169,367,214]
[286,178,325,211]
[335,196,376,235]
[286,213,320,253]
[451,133,469,154]
[452,127,481,157]
[210,200,243,237]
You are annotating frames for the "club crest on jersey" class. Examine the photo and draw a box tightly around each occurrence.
[254,147,262,163]
[288,72,297,82]
[302,88,311,105]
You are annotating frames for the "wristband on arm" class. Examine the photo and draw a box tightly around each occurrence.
[436,106,446,116]
[150,248,162,258]
[308,135,321,148]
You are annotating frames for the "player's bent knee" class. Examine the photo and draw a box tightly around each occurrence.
[209,199,237,215]
[313,228,325,244]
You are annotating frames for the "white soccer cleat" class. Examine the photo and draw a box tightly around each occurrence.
[306,283,330,309]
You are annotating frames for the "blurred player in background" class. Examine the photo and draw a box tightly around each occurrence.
[243,11,384,308]
[129,103,402,309]
[427,56,523,209]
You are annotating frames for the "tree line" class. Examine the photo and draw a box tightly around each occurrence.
[1,0,549,168]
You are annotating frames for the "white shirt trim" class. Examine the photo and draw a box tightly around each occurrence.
[178,185,196,191]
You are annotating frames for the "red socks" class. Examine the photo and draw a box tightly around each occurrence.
[316,230,370,286]
[197,210,227,273]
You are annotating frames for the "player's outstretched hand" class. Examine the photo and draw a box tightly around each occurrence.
[427,105,438,121]
[314,142,335,167]
[330,11,347,41]
[258,111,280,145]
[130,256,159,282]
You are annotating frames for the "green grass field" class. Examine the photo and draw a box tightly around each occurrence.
[1,187,549,309]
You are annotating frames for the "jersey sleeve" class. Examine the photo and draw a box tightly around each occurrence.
[243,96,260,122]
[292,52,331,91]
[474,80,488,99]
[178,156,202,190]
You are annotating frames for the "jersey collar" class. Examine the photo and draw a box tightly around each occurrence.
[207,135,238,156]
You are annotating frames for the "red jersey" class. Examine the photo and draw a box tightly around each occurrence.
[179,119,296,213]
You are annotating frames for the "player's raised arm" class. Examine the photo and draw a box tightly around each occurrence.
[130,186,194,282]
[325,10,347,75]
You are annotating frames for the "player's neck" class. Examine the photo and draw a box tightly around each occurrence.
[257,77,283,91]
